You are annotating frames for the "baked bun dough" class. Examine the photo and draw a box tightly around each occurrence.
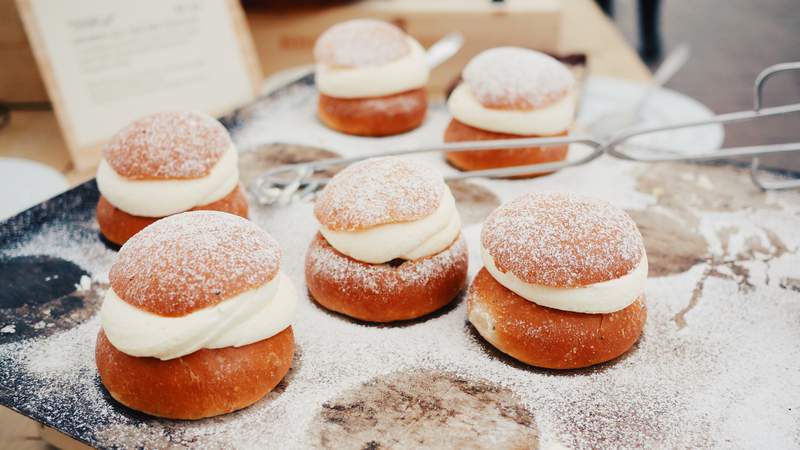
[314,19,429,136]
[305,233,468,322]
[96,184,248,247]
[445,47,575,174]
[444,119,568,175]
[469,192,648,369]
[95,111,246,245]
[468,269,646,369]
[318,89,427,137]
[97,211,294,419]
[96,328,293,419]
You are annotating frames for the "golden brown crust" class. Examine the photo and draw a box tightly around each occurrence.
[313,157,445,232]
[305,233,468,322]
[444,119,568,176]
[96,184,249,246]
[467,269,646,369]
[318,89,427,137]
[108,209,279,317]
[95,328,294,420]
[103,111,231,180]
[481,192,645,288]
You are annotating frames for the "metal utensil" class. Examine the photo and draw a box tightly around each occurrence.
[586,44,691,138]
[425,32,464,68]
[249,61,800,204]
[606,61,800,190]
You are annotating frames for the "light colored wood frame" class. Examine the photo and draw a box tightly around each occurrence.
[14,0,262,171]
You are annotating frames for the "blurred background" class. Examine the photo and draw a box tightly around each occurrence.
[0,0,798,221]
[607,0,800,170]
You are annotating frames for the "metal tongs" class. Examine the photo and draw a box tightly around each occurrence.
[251,62,800,206]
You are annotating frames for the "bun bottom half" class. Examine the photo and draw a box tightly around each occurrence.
[96,184,249,246]
[95,327,294,420]
[318,89,427,137]
[305,233,468,323]
[467,269,646,369]
[444,119,569,177]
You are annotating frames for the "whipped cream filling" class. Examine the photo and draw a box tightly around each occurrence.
[316,37,429,98]
[101,272,297,360]
[320,189,461,264]
[481,245,647,314]
[448,83,576,136]
[96,144,239,217]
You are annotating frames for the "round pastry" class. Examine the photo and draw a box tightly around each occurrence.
[95,111,248,246]
[468,192,648,369]
[96,211,296,419]
[444,47,576,174]
[314,19,429,136]
[305,157,468,322]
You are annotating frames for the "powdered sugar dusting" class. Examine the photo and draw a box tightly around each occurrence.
[314,19,410,68]
[306,233,467,295]
[482,192,644,287]
[110,211,280,316]
[104,111,231,179]
[463,47,575,110]
[2,83,800,449]
[314,157,445,231]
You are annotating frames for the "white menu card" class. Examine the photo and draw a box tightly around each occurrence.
[17,0,261,170]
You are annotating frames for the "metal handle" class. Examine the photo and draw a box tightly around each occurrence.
[750,62,800,190]
[425,32,464,69]
[249,61,800,206]
[251,136,604,205]
[607,62,800,175]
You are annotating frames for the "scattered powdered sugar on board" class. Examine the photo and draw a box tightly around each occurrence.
[0,83,799,449]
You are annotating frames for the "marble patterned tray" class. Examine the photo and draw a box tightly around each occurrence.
[1,75,799,449]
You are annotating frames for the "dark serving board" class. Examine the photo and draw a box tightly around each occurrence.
[2,71,800,449]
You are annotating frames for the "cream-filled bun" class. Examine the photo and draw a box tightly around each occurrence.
[314,19,429,99]
[96,211,295,419]
[448,47,576,136]
[100,210,294,359]
[314,157,461,264]
[306,157,468,322]
[480,192,647,314]
[468,192,647,369]
[96,111,241,218]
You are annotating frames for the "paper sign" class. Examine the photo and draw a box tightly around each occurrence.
[17,0,261,170]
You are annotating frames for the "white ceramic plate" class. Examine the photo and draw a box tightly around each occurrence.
[0,158,68,221]
[577,76,725,155]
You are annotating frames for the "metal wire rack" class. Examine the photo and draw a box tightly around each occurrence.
[251,62,800,205]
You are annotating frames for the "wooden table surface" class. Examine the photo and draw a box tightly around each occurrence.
[0,1,649,448]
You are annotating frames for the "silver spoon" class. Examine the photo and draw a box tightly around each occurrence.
[586,44,691,139]
[425,32,464,69]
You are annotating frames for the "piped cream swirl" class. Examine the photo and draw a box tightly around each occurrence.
[320,189,461,264]
[316,37,429,98]
[481,245,647,314]
[96,144,239,217]
[100,272,296,360]
[448,83,576,136]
